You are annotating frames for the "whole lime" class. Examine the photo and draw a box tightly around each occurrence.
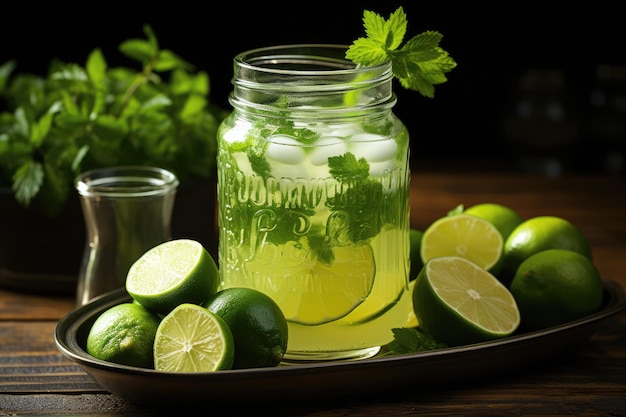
[464,203,524,241]
[502,216,592,282]
[205,287,289,369]
[86,302,161,368]
[510,249,603,330]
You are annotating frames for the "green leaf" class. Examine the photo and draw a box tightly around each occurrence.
[72,145,89,172]
[140,94,172,111]
[345,38,388,67]
[55,111,89,129]
[49,63,89,84]
[169,69,209,96]
[13,107,30,138]
[86,48,108,86]
[92,114,129,140]
[30,110,52,148]
[0,60,17,93]
[0,129,32,172]
[154,49,190,72]
[12,160,43,206]
[60,90,82,116]
[180,94,207,120]
[362,7,406,51]
[347,6,457,97]
[384,327,447,356]
[328,153,369,181]
[37,159,73,217]
[248,149,271,177]
[142,24,159,52]
[327,153,384,242]
[119,39,155,64]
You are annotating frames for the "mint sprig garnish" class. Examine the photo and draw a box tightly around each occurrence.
[346,6,457,98]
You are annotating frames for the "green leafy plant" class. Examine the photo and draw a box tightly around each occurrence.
[346,6,457,98]
[0,25,227,217]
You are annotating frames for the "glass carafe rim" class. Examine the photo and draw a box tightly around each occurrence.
[75,165,179,198]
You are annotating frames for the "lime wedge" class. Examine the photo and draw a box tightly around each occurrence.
[244,243,376,325]
[420,214,503,272]
[412,256,520,346]
[126,239,218,315]
[153,303,234,372]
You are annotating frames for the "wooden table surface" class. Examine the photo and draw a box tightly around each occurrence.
[1,169,625,416]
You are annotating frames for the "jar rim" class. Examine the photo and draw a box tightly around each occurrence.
[234,44,391,75]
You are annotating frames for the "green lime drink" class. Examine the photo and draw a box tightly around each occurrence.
[217,45,411,361]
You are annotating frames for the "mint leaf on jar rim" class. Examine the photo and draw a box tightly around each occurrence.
[346,6,457,98]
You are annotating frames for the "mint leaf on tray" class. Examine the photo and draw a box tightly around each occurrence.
[383,327,448,356]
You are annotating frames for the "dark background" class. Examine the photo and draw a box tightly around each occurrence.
[2,1,625,174]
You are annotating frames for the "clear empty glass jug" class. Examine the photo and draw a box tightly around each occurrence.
[75,166,179,306]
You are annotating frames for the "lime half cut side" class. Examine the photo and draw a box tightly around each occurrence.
[420,214,503,272]
[126,239,218,315]
[413,256,520,346]
[153,303,234,372]
[245,243,376,325]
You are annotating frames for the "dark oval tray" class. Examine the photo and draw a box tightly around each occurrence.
[55,279,626,406]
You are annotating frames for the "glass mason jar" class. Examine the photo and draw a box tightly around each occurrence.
[217,45,411,361]
[75,166,179,306]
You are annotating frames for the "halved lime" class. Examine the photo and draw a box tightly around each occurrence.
[244,243,376,325]
[126,239,218,315]
[412,256,520,346]
[463,203,524,241]
[420,214,503,272]
[153,303,234,372]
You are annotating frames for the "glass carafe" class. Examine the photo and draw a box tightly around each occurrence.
[75,165,179,306]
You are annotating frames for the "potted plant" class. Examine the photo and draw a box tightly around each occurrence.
[0,25,227,293]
